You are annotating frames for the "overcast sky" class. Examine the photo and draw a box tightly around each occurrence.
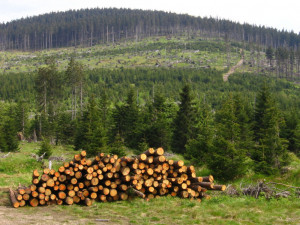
[0,0,299,33]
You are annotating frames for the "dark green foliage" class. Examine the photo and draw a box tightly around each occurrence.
[110,89,141,149]
[109,133,126,157]
[265,46,274,66]
[208,94,247,180]
[172,84,196,154]
[145,93,175,151]
[38,139,52,159]
[185,100,214,165]
[252,84,289,172]
[15,100,29,137]
[74,96,106,156]
[0,8,298,50]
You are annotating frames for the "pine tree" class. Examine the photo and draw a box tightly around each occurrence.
[38,139,52,159]
[208,94,246,180]
[146,92,173,150]
[111,89,141,149]
[74,95,106,156]
[3,117,19,152]
[253,84,289,173]
[266,46,274,66]
[172,84,195,154]
[185,100,214,165]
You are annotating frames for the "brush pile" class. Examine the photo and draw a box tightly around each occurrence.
[10,148,226,207]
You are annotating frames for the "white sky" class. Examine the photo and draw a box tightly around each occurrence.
[0,0,299,33]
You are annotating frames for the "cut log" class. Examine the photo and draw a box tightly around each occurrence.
[9,188,19,208]
[29,198,39,207]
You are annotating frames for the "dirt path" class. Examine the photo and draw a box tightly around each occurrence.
[223,58,244,82]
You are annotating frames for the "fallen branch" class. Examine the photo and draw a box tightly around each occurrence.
[128,186,145,199]
[0,152,10,158]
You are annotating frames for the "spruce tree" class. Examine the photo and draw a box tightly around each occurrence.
[111,89,141,149]
[38,139,52,159]
[74,96,106,156]
[146,92,173,150]
[172,84,195,154]
[3,117,19,152]
[185,100,214,165]
[208,94,246,180]
[253,84,288,173]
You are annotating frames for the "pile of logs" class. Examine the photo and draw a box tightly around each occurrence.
[10,148,226,207]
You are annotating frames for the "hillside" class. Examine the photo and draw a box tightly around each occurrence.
[0,8,299,51]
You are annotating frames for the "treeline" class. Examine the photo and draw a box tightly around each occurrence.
[0,8,299,51]
[265,46,300,80]
[1,83,299,180]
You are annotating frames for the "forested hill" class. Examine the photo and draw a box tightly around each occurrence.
[0,8,299,51]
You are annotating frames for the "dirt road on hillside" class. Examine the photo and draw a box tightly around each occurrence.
[223,58,244,82]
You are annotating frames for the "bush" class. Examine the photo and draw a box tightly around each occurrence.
[38,139,52,159]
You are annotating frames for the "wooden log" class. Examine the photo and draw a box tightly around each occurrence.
[137,154,147,161]
[194,182,214,189]
[202,175,214,183]
[32,169,40,178]
[143,148,155,156]
[65,197,74,205]
[153,156,166,164]
[45,189,52,196]
[73,196,81,204]
[173,160,184,168]
[58,191,66,200]
[212,185,226,191]
[154,147,164,156]
[110,189,118,197]
[19,200,26,207]
[121,167,130,176]
[9,188,19,208]
[189,177,203,183]
[85,198,93,206]
[46,179,55,187]
[29,198,39,207]
[119,192,128,200]
[99,195,107,202]
[81,150,87,157]
[89,192,97,199]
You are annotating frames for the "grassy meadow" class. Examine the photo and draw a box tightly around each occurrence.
[0,142,299,224]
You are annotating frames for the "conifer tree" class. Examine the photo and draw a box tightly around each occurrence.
[38,139,52,159]
[253,84,289,173]
[185,100,214,164]
[208,94,246,180]
[111,89,141,149]
[146,92,173,150]
[171,84,195,154]
[74,95,106,156]
[3,117,19,152]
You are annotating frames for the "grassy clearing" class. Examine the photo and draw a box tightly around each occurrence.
[0,36,245,73]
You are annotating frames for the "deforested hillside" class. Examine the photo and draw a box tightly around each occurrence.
[0,8,299,51]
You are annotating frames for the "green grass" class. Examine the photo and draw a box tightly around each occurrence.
[1,142,299,224]
[55,195,300,225]
[0,36,245,73]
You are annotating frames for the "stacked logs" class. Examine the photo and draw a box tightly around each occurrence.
[10,148,226,207]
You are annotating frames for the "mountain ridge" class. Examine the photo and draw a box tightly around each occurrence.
[0,8,299,51]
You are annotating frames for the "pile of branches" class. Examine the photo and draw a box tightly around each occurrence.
[9,148,226,208]
[225,181,300,199]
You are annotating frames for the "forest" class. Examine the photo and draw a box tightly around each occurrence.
[0,55,299,181]
[0,8,299,51]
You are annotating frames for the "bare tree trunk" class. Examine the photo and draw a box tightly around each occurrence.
[80,82,83,116]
